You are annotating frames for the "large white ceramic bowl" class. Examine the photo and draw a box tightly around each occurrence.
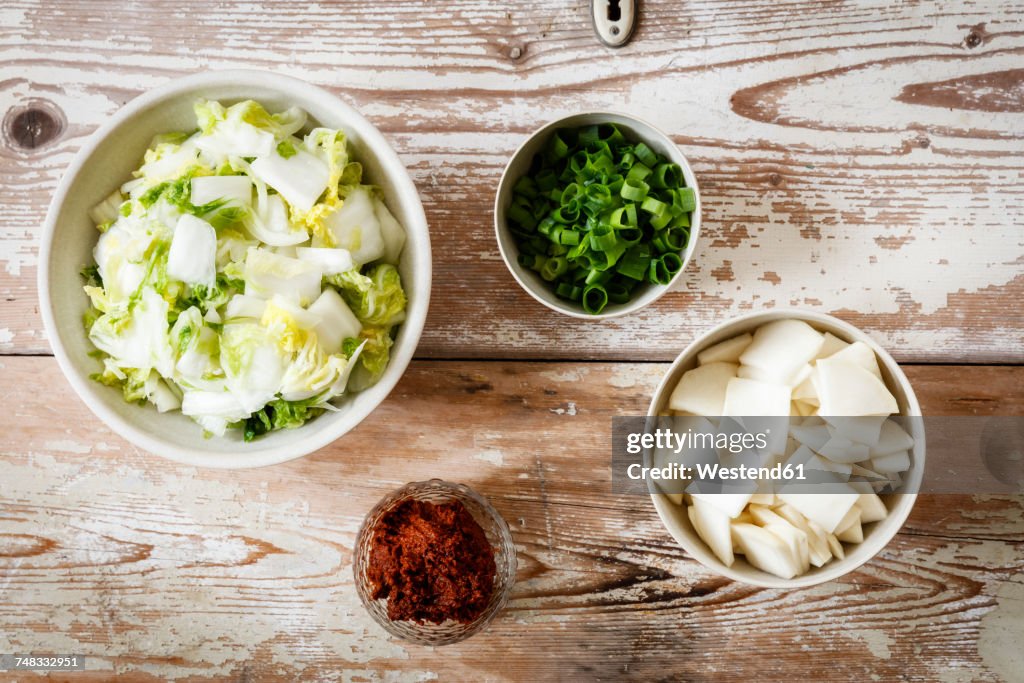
[648,309,925,588]
[39,70,431,469]
[494,112,701,319]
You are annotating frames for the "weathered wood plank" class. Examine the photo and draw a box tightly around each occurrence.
[1,0,1022,360]
[0,358,1021,680]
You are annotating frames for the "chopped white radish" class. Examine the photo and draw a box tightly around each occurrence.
[225,294,267,320]
[792,375,819,404]
[731,523,802,579]
[826,341,882,379]
[793,400,814,417]
[817,435,869,464]
[815,357,898,416]
[373,197,406,265]
[296,246,355,275]
[775,504,832,567]
[789,364,813,389]
[690,492,753,519]
[790,423,831,452]
[747,504,788,527]
[722,378,791,417]
[737,364,776,383]
[826,532,845,559]
[856,493,888,523]
[851,463,886,483]
[834,506,861,535]
[307,288,362,353]
[697,333,752,365]
[750,493,775,506]
[777,490,859,533]
[872,420,915,456]
[739,320,825,384]
[825,416,886,448]
[689,497,735,567]
[663,492,684,505]
[243,247,322,306]
[326,187,385,265]
[191,175,252,206]
[872,450,911,474]
[837,518,864,544]
[251,147,330,213]
[764,520,811,573]
[669,362,738,415]
[168,215,217,288]
[815,332,850,360]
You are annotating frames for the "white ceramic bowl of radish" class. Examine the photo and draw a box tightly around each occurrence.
[39,70,431,468]
[648,309,925,588]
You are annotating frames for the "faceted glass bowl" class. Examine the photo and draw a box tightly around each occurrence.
[353,479,517,645]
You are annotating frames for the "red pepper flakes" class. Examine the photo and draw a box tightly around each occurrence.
[367,498,497,625]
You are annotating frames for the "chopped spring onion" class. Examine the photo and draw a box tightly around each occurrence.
[506,123,694,315]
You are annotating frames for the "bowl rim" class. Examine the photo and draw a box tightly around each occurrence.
[493,110,702,320]
[37,69,431,469]
[646,308,925,588]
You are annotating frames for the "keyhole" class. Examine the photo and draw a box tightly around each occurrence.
[607,0,621,22]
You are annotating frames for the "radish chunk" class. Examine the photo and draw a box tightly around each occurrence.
[793,375,818,404]
[825,416,886,448]
[690,492,753,519]
[168,215,217,288]
[815,332,850,361]
[723,378,791,417]
[697,333,753,365]
[326,187,385,265]
[739,320,825,384]
[191,175,252,207]
[374,197,407,265]
[856,493,889,523]
[827,341,883,379]
[872,420,915,456]
[777,490,859,533]
[296,247,355,275]
[790,423,831,452]
[775,504,832,567]
[689,497,735,567]
[308,288,362,353]
[669,362,738,415]
[826,532,845,559]
[731,523,802,579]
[837,517,864,544]
[817,435,870,464]
[815,358,898,416]
[872,450,911,474]
[251,147,330,213]
[244,247,323,306]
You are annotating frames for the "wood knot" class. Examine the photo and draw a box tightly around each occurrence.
[4,101,64,150]
[509,45,523,60]
[965,31,982,48]
[768,173,782,187]
[917,136,930,149]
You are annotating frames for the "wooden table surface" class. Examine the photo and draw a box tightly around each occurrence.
[1,1,1022,681]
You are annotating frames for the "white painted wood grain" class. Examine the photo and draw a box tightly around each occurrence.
[0,0,1021,360]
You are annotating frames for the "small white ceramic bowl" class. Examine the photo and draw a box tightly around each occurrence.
[38,70,431,469]
[494,112,701,319]
[648,309,925,588]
